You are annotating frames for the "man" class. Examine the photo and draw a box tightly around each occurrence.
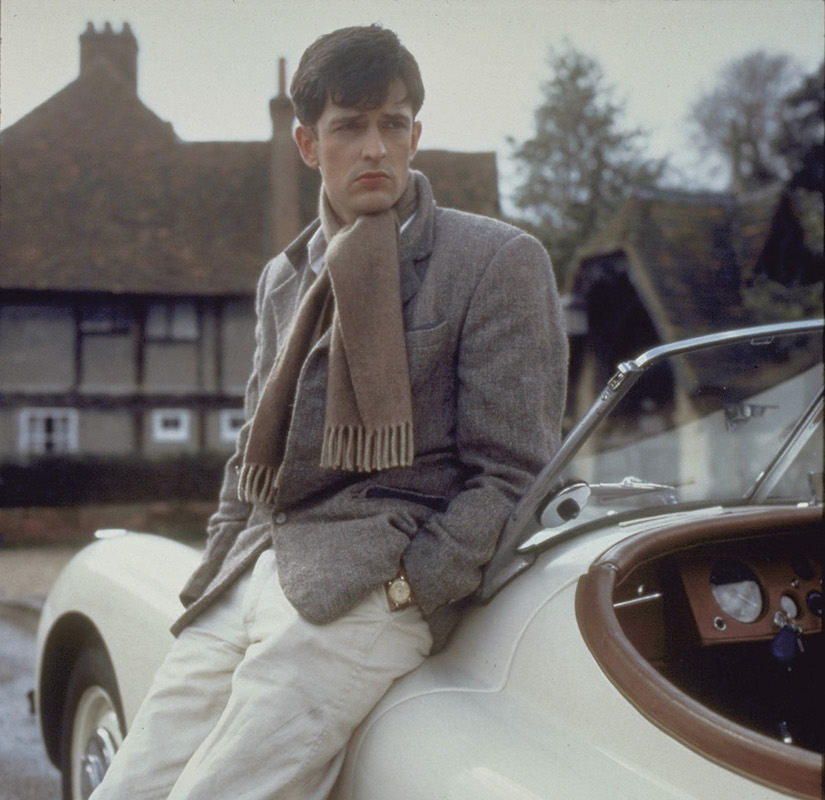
[92,24,567,800]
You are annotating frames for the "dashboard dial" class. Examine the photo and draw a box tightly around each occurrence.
[780,593,799,619]
[710,559,763,624]
[807,590,823,617]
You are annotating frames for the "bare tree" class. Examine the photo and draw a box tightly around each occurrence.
[690,51,803,192]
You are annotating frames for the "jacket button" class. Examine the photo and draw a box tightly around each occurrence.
[274,512,287,524]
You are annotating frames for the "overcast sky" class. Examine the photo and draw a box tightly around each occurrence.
[2,0,823,199]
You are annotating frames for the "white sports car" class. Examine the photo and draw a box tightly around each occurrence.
[36,319,823,800]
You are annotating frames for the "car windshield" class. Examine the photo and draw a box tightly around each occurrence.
[480,321,822,600]
[557,325,823,520]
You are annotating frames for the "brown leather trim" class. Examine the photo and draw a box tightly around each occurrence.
[575,506,824,799]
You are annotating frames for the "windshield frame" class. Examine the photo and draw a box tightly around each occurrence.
[479,318,824,601]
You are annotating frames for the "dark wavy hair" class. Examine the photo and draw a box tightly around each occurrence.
[290,25,424,126]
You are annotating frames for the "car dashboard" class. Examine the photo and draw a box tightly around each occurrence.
[678,540,822,645]
[576,505,823,800]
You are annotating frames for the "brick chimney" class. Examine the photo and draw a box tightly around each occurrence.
[270,58,301,255]
[80,21,138,92]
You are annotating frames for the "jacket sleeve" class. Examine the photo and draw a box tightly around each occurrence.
[402,232,568,614]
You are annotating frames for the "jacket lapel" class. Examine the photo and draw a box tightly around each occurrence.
[268,221,320,345]
[399,171,436,306]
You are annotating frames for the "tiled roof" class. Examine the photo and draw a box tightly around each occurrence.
[570,186,822,393]
[1,60,268,296]
[570,188,796,341]
[732,185,788,285]
[413,149,500,217]
[1,58,500,297]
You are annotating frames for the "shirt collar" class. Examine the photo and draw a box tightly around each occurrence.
[307,213,418,275]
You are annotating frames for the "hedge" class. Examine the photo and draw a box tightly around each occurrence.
[0,455,226,508]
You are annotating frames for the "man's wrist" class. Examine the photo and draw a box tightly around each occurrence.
[385,565,416,611]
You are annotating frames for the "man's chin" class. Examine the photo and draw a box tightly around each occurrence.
[353,194,397,217]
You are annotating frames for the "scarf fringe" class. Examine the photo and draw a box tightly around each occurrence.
[238,463,279,506]
[321,422,414,472]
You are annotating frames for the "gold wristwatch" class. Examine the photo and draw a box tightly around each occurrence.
[385,567,415,611]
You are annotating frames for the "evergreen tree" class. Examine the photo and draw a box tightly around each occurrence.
[510,44,665,281]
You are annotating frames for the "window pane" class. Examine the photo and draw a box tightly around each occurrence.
[145,304,169,339]
[19,409,78,455]
[220,409,245,443]
[80,302,131,333]
[171,301,198,340]
[151,409,191,442]
[146,301,199,341]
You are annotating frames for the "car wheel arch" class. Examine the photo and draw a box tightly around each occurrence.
[38,613,123,768]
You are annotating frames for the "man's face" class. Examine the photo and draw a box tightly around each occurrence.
[295,79,422,224]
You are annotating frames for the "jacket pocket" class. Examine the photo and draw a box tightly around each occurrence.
[364,485,450,513]
[404,320,448,350]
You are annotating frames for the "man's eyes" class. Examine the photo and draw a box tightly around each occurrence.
[332,118,409,133]
[382,118,409,130]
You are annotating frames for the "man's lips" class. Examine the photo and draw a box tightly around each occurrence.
[355,171,391,186]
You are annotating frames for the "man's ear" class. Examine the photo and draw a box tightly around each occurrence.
[294,124,319,169]
[409,120,422,162]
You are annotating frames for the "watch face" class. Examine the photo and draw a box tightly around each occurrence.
[388,578,411,605]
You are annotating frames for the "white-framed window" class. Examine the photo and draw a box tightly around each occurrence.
[19,408,79,455]
[219,409,246,443]
[151,409,191,443]
[146,300,199,341]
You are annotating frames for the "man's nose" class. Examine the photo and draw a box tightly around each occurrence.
[362,124,387,160]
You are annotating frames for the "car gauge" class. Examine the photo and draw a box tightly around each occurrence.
[779,593,800,620]
[709,559,763,623]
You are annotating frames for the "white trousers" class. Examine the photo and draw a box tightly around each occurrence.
[90,549,432,800]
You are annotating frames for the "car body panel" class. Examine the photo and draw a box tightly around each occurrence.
[336,508,797,800]
[37,508,797,799]
[36,533,200,725]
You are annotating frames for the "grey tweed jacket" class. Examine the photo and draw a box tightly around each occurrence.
[172,174,568,648]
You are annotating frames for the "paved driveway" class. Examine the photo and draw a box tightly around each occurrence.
[1,547,78,800]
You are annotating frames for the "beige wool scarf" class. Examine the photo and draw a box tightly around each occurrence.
[238,175,419,505]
